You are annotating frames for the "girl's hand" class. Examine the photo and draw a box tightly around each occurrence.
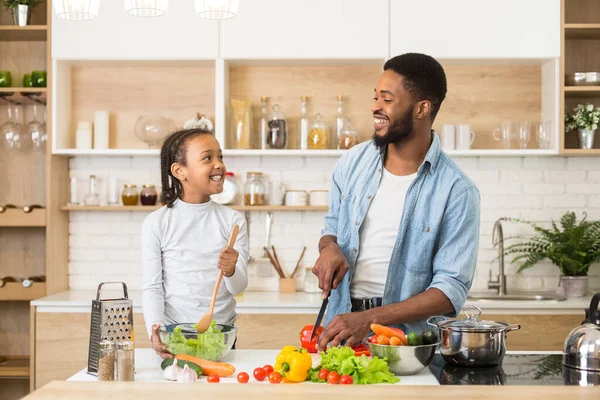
[218,246,239,277]
[151,324,173,359]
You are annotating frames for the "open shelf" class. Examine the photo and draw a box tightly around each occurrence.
[564,23,600,39]
[445,149,559,156]
[562,148,600,156]
[61,205,329,212]
[0,356,29,378]
[0,208,46,227]
[0,88,46,105]
[0,25,47,41]
[52,148,348,157]
[0,282,46,301]
[564,86,600,98]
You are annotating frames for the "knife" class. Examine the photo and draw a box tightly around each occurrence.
[310,271,337,341]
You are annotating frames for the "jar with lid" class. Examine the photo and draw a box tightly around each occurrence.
[98,339,115,381]
[266,104,287,149]
[211,172,239,205]
[117,340,135,381]
[244,172,266,206]
[121,184,139,206]
[303,268,320,294]
[308,113,329,150]
[338,119,360,149]
[140,184,158,206]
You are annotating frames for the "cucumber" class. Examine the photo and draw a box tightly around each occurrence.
[160,358,175,370]
[422,329,439,345]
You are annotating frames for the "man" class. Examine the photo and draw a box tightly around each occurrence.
[313,53,480,349]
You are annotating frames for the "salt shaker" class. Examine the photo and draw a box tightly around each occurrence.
[98,340,115,381]
[116,340,135,381]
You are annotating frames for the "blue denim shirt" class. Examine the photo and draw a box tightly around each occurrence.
[321,132,480,334]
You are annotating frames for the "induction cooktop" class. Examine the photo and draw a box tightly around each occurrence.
[427,353,600,386]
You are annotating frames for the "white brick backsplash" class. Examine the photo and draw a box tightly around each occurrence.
[545,170,587,183]
[522,183,565,195]
[66,155,600,293]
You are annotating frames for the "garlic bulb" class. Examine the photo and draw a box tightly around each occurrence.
[177,364,198,383]
[163,360,182,381]
[183,112,213,132]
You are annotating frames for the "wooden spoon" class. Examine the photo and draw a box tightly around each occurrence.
[196,224,240,333]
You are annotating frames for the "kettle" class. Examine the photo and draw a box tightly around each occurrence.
[562,293,600,372]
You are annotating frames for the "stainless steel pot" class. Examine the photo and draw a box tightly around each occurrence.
[428,304,521,368]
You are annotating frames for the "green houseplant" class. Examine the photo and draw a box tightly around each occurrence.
[502,211,600,298]
[2,0,44,26]
[565,103,600,149]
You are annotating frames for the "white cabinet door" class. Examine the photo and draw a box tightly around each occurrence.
[52,1,218,59]
[219,0,388,59]
[390,0,560,59]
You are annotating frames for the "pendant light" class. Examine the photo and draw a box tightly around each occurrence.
[195,0,239,20]
[124,0,169,17]
[54,0,100,20]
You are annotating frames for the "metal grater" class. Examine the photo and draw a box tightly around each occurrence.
[87,281,134,375]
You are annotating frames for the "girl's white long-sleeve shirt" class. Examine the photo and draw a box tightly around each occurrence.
[141,199,249,337]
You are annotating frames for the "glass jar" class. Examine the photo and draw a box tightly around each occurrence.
[339,119,360,149]
[231,99,253,149]
[140,184,158,206]
[303,268,320,294]
[83,175,100,206]
[308,113,329,150]
[98,340,115,381]
[244,172,266,206]
[117,340,135,381]
[121,184,139,206]
[266,104,287,149]
[211,172,239,205]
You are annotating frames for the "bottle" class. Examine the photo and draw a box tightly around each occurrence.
[117,340,135,381]
[83,175,100,206]
[107,177,119,206]
[231,99,252,149]
[22,276,46,288]
[299,96,310,150]
[259,96,269,150]
[308,113,329,150]
[69,177,79,205]
[266,104,287,149]
[336,95,345,149]
[98,340,115,381]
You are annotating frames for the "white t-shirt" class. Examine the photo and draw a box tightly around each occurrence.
[350,168,417,299]
[141,199,248,337]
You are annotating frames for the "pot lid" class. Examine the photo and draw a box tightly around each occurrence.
[435,304,509,331]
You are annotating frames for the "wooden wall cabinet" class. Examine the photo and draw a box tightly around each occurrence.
[391,0,560,59]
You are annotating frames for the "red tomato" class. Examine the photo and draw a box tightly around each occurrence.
[263,364,274,374]
[253,367,267,381]
[268,372,282,384]
[237,372,249,384]
[318,368,330,380]
[340,375,353,385]
[207,374,220,383]
[327,371,340,384]
[368,335,379,344]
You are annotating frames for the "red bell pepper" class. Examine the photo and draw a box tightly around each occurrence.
[351,344,370,357]
[299,325,323,353]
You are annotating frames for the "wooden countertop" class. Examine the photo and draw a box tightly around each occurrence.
[23,380,600,399]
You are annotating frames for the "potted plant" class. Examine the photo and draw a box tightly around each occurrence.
[502,211,600,298]
[2,0,44,26]
[565,103,600,150]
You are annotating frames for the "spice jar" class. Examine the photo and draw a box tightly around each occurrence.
[121,184,139,206]
[244,172,266,206]
[140,184,158,206]
[98,340,115,381]
[117,340,135,381]
[266,104,287,149]
[308,113,329,150]
[339,119,360,149]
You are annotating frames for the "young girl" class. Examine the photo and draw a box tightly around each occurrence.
[141,127,248,359]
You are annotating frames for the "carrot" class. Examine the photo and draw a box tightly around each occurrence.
[389,336,402,346]
[377,335,390,345]
[175,354,236,377]
[371,324,408,346]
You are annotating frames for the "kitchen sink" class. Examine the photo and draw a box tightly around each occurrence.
[467,292,567,302]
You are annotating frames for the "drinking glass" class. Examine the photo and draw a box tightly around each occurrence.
[518,121,531,150]
[536,121,552,149]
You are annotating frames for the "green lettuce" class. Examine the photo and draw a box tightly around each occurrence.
[163,321,227,361]
[309,346,399,385]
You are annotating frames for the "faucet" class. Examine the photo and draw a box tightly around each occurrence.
[488,218,507,296]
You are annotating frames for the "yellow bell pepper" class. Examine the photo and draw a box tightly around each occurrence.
[274,346,313,383]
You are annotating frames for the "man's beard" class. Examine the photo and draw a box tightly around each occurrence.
[372,105,415,149]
